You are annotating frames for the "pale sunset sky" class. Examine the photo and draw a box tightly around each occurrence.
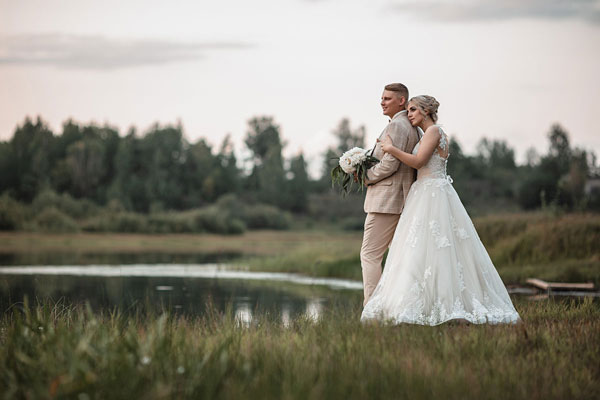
[1,0,599,176]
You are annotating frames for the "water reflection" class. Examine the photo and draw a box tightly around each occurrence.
[0,265,362,322]
[235,302,253,327]
[0,265,363,289]
[306,298,324,322]
[281,304,292,327]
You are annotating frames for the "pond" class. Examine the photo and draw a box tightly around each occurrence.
[1,257,596,323]
[0,264,363,324]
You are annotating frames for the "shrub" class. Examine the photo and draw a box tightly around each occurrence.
[215,194,244,218]
[190,207,246,235]
[147,213,195,233]
[33,207,79,233]
[340,216,365,231]
[32,189,99,220]
[81,212,148,233]
[111,212,148,233]
[243,204,291,230]
[227,218,246,235]
[0,193,27,230]
[308,192,365,222]
[214,194,290,231]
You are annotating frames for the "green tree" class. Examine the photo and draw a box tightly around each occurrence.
[65,137,106,199]
[319,118,366,189]
[474,138,518,200]
[183,138,217,207]
[559,148,589,209]
[0,141,16,196]
[447,139,479,206]
[142,124,187,211]
[286,153,309,213]
[213,135,240,198]
[518,124,573,209]
[548,123,571,173]
[244,116,286,207]
[333,118,366,154]
[50,120,84,194]
[9,117,55,201]
[109,129,150,211]
[475,138,516,169]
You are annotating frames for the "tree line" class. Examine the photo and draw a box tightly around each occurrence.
[0,116,310,214]
[319,119,599,215]
[0,115,598,233]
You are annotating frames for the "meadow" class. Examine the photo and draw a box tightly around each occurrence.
[1,212,599,398]
[2,212,599,286]
[0,298,598,399]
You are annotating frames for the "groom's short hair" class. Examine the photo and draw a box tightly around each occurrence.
[384,83,409,102]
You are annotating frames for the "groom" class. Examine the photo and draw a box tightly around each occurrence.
[360,83,420,306]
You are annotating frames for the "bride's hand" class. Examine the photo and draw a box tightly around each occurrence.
[378,134,394,154]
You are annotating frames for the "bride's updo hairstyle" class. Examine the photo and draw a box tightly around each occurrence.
[409,95,440,123]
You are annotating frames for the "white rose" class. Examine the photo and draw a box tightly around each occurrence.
[339,147,368,174]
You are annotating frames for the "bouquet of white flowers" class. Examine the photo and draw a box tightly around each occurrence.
[331,147,379,195]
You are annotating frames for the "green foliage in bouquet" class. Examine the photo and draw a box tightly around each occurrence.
[331,153,379,195]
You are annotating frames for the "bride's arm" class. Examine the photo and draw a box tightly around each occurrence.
[378,126,440,169]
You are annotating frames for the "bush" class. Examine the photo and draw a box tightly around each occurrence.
[243,204,291,230]
[340,216,365,231]
[308,192,365,223]
[227,218,246,235]
[6,190,292,234]
[215,194,244,217]
[214,194,290,231]
[81,212,148,233]
[189,207,246,235]
[32,190,100,220]
[0,193,27,230]
[33,207,79,233]
[146,213,195,233]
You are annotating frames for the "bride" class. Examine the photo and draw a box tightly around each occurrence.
[361,95,520,325]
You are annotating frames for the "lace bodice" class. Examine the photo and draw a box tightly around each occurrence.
[413,125,449,180]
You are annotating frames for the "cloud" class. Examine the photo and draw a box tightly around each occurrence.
[0,34,254,70]
[388,0,600,24]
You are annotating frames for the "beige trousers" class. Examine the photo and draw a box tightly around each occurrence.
[360,212,401,306]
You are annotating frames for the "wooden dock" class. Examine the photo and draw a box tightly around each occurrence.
[525,278,595,291]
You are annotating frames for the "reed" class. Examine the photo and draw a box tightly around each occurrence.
[0,298,598,399]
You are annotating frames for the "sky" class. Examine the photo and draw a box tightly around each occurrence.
[1,0,599,177]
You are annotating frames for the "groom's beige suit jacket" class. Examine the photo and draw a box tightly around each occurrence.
[364,110,420,214]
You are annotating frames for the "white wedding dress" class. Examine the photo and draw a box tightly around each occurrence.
[361,126,520,325]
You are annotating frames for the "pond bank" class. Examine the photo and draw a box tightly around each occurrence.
[1,213,599,286]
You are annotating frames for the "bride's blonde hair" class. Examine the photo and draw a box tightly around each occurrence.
[408,95,440,123]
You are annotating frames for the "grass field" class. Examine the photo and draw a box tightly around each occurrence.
[1,214,599,399]
[0,298,598,400]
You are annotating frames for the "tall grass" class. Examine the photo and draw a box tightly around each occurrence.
[0,299,599,399]
[471,213,600,285]
[485,214,600,265]
[241,213,600,285]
